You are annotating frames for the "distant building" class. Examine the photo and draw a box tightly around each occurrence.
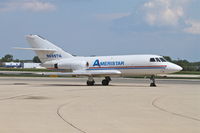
[2,62,22,68]
[2,62,45,69]
[22,63,44,69]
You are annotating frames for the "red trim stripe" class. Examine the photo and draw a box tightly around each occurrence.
[47,65,167,70]
[89,65,167,69]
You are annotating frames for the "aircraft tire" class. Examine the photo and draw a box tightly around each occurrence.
[102,79,109,86]
[150,83,156,87]
[87,80,95,86]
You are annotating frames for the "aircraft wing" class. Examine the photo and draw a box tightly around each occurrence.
[39,70,122,77]
[0,71,38,75]
[0,70,122,77]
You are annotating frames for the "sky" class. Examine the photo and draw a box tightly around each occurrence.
[0,0,200,61]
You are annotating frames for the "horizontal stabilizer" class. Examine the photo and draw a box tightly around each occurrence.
[13,47,57,52]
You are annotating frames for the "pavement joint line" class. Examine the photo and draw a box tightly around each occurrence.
[0,94,33,101]
[57,97,88,133]
[152,96,200,122]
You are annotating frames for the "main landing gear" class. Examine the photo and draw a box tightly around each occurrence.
[86,76,111,86]
[87,76,95,86]
[150,75,156,87]
[102,76,111,86]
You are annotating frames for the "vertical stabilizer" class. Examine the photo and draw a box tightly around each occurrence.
[26,35,73,63]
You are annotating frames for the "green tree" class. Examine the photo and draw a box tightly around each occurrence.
[173,60,191,71]
[33,56,41,63]
[1,54,13,62]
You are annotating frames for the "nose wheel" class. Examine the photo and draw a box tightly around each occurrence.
[102,76,111,86]
[150,75,156,87]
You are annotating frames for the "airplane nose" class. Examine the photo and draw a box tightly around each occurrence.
[166,63,183,73]
[176,65,183,71]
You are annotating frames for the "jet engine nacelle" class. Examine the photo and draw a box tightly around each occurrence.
[41,59,89,71]
[56,60,89,70]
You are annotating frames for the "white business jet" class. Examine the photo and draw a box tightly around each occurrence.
[17,35,182,86]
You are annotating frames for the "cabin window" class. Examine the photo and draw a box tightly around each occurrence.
[54,64,58,69]
[155,58,161,62]
[160,58,167,62]
[150,58,156,62]
[86,62,89,67]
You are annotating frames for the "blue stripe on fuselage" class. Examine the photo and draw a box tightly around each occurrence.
[87,66,166,70]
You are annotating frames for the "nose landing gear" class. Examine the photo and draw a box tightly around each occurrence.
[150,75,156,87]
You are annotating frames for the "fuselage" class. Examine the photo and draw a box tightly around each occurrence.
[42,54,182,76]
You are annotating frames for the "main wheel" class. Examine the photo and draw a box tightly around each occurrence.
[102,79,109,86]
[87,80,95,86]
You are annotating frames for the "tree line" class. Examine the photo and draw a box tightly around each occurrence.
[164,56,200,71]
[0,54,41,63]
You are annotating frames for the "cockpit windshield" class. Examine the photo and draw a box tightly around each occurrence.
[150,58,156,62]
[159,58,167,62]
[150,57,167,62]
[155,58,161,62]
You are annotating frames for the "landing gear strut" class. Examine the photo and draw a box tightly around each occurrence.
[150,75,156,87]
[87,76,95,86]
[102,76,111,86]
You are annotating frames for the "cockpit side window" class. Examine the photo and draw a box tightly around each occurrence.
[150,58,156,62]
[155,58,161,62]
[160,58,167,62]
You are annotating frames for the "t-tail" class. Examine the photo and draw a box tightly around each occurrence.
[26,35,73,63]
